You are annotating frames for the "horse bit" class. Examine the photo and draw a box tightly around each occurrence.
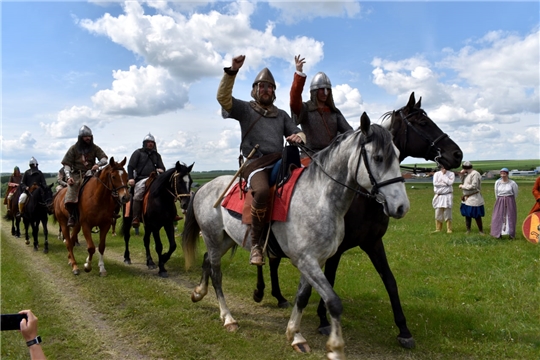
[399,109,448,165]
[167,171,191,202]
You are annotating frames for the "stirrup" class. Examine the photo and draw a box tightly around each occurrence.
[249,245,265,266]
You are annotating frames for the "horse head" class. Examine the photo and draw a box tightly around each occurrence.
[173,161,194,211]
[43,183,55,214]
[103,156,130,205]
[384,92,463,169]
[357,112,410,219]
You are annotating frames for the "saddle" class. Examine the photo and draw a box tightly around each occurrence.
[124,172,158,218]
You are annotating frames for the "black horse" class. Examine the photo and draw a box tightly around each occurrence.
[4,185,24,238]
[22,183,55,252]
[254,92,463,348]
[121,161,194,277]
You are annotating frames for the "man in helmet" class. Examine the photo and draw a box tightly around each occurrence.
[17,158,47,217]
[217,54,305,266]
[61,125,108,227]
[127,133,169,226]
[290,54,352,166]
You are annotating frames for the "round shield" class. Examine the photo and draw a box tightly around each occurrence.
[522,211,540,244]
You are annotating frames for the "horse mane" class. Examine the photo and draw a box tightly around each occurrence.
[149,167,177,198]
[311,124,395,169]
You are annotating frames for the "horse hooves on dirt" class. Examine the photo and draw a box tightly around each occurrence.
[224,322,239,332]
[318,325,331,336]
[100,271,107,277]
[397,336,416,349]
[278,300,290,309]
[292,342,311,353]
[43,248,49,254]
[72,269,80,275]
[158,271,168,278]
[148,264,157,270]
[33,246,38,252]
[253,290,263,303]
[124,259,132,265]
[25,240,30,245]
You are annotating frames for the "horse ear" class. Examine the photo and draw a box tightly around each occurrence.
[188,162,194,173]
[406,92,415,110]
[119,157,127,166]
[175,161,181,171]
[360,112,371,135]
[109,157,115,165]
[415,96,422,109]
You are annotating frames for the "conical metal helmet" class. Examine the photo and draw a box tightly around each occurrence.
[79,125,93,137]
[252,68,276,89]
[143,133,155,143]
[310,72,332,91]
[29,157,38,166]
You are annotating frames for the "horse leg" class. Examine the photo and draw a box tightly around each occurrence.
[42,218,49,254]
[253,265,265,303]
[24,219,30,245]
[123,217,132,264]
[364,240,415,348]
[63,225,79,275]
[32,222,39,251]
[289,262,345,359]
[97,228,108,276]
[317,252,343,335]
[191,252,210,302]
[207,252,238,332]
[152,229,167,277]
[286,275,312,353]
[157,224,177,278]
[143,228,156,269]
[269,257,290,308]
[81,225,96,273]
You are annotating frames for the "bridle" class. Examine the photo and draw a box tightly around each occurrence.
[95,167,129,202]
[398,109,448,164]
[167,171,192,202]
[298,131,404,204]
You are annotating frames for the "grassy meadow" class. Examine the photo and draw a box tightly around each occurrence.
[1,175,539,359]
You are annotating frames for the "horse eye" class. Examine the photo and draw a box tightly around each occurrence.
[373,155,383,163]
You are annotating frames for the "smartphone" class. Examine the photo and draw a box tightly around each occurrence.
[1,313,28,331]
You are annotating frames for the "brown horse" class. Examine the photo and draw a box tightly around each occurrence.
[53,157,130,276]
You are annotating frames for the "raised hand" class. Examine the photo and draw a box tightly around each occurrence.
[231,55,246,71]
[295,54,306,73]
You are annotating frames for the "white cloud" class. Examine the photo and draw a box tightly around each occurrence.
[268,0,361,24]
[332,84,364,121]
[41,106,103,138]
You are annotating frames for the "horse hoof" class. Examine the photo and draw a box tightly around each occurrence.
[43,248,49,254]
[148,264,157,270]
[191,292,203,303]
[25,240,30,245]
[278,300,290,309]
[318,325,331,336]
[124,259,132,265]
[253,290,263,303]
[397,336,416,349]
[73,269,80,275]
[224,322,239,332]
[84,266,92,273]
[158,271,168,278]
[100,271,107,277]
[292,342,311,353]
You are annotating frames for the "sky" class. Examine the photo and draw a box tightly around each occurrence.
[1,0,539,174]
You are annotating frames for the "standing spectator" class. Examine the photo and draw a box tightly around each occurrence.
[432,165,455,233]
[4,166,22,215]
[458,161,485,235]
[529,175,540,214]
[490,168,518,239]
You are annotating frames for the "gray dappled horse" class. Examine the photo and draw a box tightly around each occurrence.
[183,113,410,359]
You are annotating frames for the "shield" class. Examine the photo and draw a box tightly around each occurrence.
[522,211,540,244]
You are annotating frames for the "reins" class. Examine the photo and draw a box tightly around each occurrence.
[94,167,129,203]
[297,131,404,204]
[398,109,448,164]
[166,171,191,202]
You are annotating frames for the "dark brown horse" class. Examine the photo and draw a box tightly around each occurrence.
[254,92,463,348]
[53,157,130,276]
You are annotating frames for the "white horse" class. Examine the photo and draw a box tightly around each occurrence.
[182,112,410,359]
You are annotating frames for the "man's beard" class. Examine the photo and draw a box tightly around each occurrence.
[76,136,93,154]
[259,94,273,107]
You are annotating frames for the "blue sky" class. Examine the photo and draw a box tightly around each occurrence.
[2,1,539,173]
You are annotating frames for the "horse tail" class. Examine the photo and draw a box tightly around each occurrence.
[182,192,200,271]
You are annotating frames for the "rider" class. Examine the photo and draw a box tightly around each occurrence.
[56,167,68,193]
[4,166,22,215]
[18,158,47,218]
[217,54,305,266]
[128,133,177,227]
[290,54,352,166]
[61,125,108,227]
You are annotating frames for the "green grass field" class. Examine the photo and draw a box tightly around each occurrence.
[1,175,539,359]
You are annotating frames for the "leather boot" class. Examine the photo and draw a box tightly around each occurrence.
[17,202,25,218]
[446,220,453,233]
[132,200,142,227]
[432,220,442,233]
[250,202,267,266]
[66,203,77,227]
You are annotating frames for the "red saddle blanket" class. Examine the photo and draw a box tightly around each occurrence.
[221,167,305,222]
